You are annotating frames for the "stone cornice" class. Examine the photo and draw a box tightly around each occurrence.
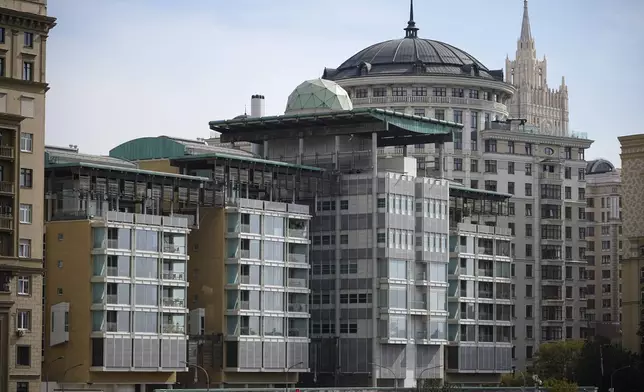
[480,129,593,148]
[0,7,56,33]
[336,75,517,96]
[0,76,49,93]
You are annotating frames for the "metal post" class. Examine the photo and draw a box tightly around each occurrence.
[610,365,630,392]
[181,360,210,392]
[370,362,397,392]
[44,356,64,392]
[286,361,304,392]
[417,364,444,387]
[60,363,83,392]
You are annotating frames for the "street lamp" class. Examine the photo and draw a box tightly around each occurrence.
[44,356,64,392]
[417,364,444,388]
[61,363,83,392]
[609,365,631,392]
[286,361,304,392]
[370,362,397,392]
[181,360,210,392]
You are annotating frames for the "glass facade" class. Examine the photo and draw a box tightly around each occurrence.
[89,213,189,370]
[223,199,310,371]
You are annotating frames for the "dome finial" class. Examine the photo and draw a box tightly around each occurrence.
[404,0,419,38]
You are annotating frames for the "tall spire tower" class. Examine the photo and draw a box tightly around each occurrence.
[505,0,569,136]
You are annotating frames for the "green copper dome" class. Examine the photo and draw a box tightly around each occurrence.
[285,78,353,114]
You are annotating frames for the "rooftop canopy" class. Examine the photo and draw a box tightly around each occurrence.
[170,152,325,175]
[448,181,512,202]
[209,107,460,147]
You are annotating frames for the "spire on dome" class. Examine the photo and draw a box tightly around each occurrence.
[520,0,532,42]
[404,0,419,38]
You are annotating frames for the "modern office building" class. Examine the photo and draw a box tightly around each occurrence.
[584,159,622,340]
[618,134,644,355]
[319,0,592,371]
[207,76,515,386]
[109,137,321,388]
[42,145,207,392]
[0,1,56,391]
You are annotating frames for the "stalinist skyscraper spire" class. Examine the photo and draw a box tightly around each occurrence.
[505,0,569,136]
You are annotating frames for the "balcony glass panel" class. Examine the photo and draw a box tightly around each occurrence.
[478,282,494,299]
[162,233,186,254]
[429,288,447,311]
[91,311,104,332]
[496,283,511,299]
[287,293,308,312]
[496,326,512,342]
[134,284,158,306]
[162,313,185,333]
[134,257,158,279]
[429,320,446,339]
[107,228,131,250]
[264,241,284,261]
[495,261,511,278]
[240,213,261,234]
[263,292,284,311]
[478,260,493,277]
[460,302,475,319]
[288,243,308,263]
[496,304,512,321]
[288,318,307,337]
[479,325,494,342]
[135,230,159,252]
[460,325,475,341]
[288,218,308,238]
[162,287,185,307]
[93,227,106,248]
[162,260,185,280]
[496,240,511,257]
[387,315,407,339]
[479,304,494,320]
[106,310,130,332]
[264,316,284,336]
[429,262,447,283]
[227,213,240,233]
[134,311,158,333]
[264,216,285,237]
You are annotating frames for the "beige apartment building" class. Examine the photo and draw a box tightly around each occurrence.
[0,1,55,392]
[584,159,622,340]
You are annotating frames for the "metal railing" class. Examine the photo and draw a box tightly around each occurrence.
[0,181,13,194]
[288,253,307,263]
[0,146,13,159]
[288,278,307,288]
[106,266,119,276]
[163,324,185,334]
[163,297,185,307]
[106,322,117,332]
[289,228,308,239]
[106,294,118,304]
[162,271,185,280]
[287,303,308,313]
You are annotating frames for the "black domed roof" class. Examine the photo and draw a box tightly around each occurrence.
[323,1,503,82]
[586,159,615,175]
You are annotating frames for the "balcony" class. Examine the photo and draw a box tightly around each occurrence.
[163,324,185,334]
[107,267,118,277]
[238,300,250,310]
[161,271,185,281]
[106,322,117,332]
[540,172,562,181]
[0,146,14,159]
[351,95,508,113]
[288,327,307,337]
[0,182,14,195]
[0,271,10,294]
[288,278,307,288]
[0,214,12,231]
[410,300,427,310]
[106,294,118,304]
[162,297,185,307]
[288,229,308,239]
[287,303,308,313]
[288,253,307,263]
[163,244,185,254]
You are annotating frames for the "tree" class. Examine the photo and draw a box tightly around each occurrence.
[533,340,585,381]
[416,378,455,392]
[575,337,644,392]
[543,378,578,392]
[500,373,536,387]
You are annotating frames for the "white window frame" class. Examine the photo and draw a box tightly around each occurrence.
[20,133,32,152]
[17,276,29,295]
[16,310,30,330]
[18,239,31,258]
[19,204,32,224]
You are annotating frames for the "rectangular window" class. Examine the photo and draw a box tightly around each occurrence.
[20,133,33,152]
[508,161,514,174]
[453,110,463,124]
[372,87,386,97]
[433,87,446,97]
[413,108,425,117]
[17,382,29,392]
[0,57,4,77]
[24,32,34,48]
[17,276,30,295]
[19,204,32,224]
[469,89,479,99]
[20,168,33,188]
[22,61,33,81]
[392,87,406,96]
[16,346,30,366]
[525,183,532,197]
[0,27,4,44]
[412,87,427,96]
[19,239,31,258]
[16,310,31,330]
[434,109,445,121]
[452,88,464,97]
[453,158,463,171]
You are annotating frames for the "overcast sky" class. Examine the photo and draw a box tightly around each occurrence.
[45,0,644,166]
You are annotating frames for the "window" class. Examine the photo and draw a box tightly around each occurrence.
[470,159,479,172]
[373,87,386,97]
[354,89,367,98]
[16,346,30,366]
[452,88,464,97]
[24,32,33,48]
[413,108,425,117]
[564,147,572,160]
[20,168,33,188]
[484,139,497,152]
[526,244,533,257]
[525,204,532,217]
[22,61,33,81]
[19,204,32,224]
[565,167,572,179]
[469,89,479,99]
[525,223,532,236]
[340,200,348,210]
[433,87,446,96]
[17,276,30,295]
[16,310,30,330]
[392,87,406,96]
[508,161,514,174]
[525,143,533,155]
[19,239,31,258]
[484,180,497,192]
[16,382,29,392]
[526,305,533,318]
[453,158,463,171]
[484,160,497,173]
[527,346,533,359]
[0,57,4,77]
[0,27,4,44]
[20,133,33,152]
[470,180,478,189]
[508,182,515,194]
[434,109,445,121]
[525,163,532,176]
[412,87,427,96]
[470,112,479,130]
[508,141,515,154]
[526,264,533,277]
[453,110,463,124]
[525,183,532,197]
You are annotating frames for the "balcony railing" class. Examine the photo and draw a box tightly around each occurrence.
[410,300,427,310]
[239,249,250,259]
[478,269,493,277]
[162,297,185,307]
[288,328,307,337]
[289,229,308,239]
[106,294,118,304]
[239,327,259,336]
[415,272,427,281]
[288,278,307,288]
[239,300,250,310]
[106,267,118,276]
[0,146,14,159]
[163,324,185,334]
[478,291,494,299]
[106,322,117,332]
[239,275,250,284]
[162,271,185,281]
[0,214,12,230]
[540,172,562,181]
[163,244,185,254]
[0,181,14,194]
[288,303,308,313]
[106,239,119,249]
[288,253,307,263]
[416,330,428,339]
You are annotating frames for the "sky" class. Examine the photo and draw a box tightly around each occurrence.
[45,0,644,166]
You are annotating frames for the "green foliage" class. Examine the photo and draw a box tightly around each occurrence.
[543,378,578,392]
[499,373,536,387]
[533,340,585,381]
[416,379,455,392]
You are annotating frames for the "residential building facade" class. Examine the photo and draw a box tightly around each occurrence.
[320,0,592,372]
[43,145,206,391]
[584,159,622,339]
[618,134,644,355]
[0,1,55,392]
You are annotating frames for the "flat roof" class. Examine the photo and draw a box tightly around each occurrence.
[449,181,512,201]
[170,152,325,173]
[210,108,462,146]
[45,162,210,182]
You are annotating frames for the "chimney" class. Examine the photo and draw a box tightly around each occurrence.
[250,94,265,118]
